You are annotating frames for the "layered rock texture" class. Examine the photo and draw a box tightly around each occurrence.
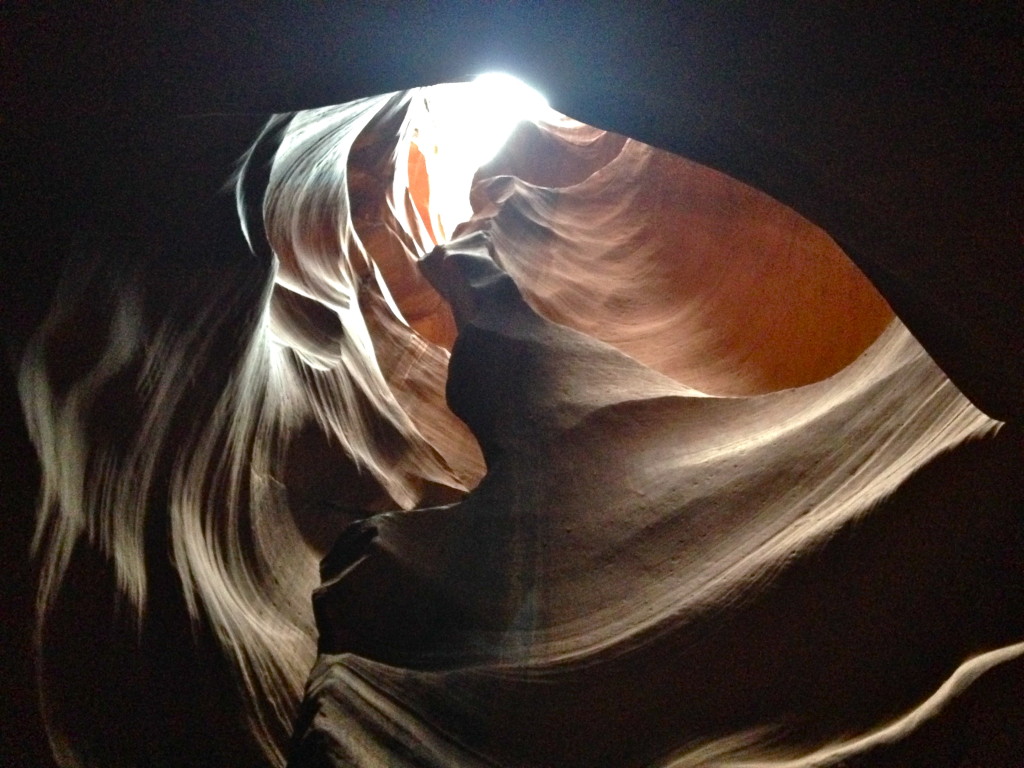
[4,8,1022,768]
[282,98,1023,767]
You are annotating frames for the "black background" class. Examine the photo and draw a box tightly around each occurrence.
[2,4,1021,766]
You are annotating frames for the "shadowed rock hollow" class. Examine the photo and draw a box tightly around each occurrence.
[4,8,1022,768]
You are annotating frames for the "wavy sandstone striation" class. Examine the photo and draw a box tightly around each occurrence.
[295,235,1021,767]
[17,88,1023,768]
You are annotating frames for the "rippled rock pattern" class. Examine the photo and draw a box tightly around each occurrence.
[15,87,1023,768]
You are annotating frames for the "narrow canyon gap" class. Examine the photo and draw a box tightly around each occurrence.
[3,6,1021,768]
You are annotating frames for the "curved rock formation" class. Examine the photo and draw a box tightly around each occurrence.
[284,101,1022,766]
[4,8,1021,767]
[296,235,1022,767]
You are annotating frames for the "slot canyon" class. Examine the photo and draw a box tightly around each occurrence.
[2,6,1022,767]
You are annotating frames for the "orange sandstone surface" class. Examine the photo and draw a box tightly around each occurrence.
[18,90,1023,768]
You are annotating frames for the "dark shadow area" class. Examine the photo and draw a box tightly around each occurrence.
[3,5,1021,766]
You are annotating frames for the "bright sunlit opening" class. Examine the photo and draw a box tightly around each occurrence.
[409,73,555,242]
[465,72,551,166]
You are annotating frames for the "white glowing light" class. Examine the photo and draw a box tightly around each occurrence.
[412,73,554,240]
[465,72,551,165]
[422,73,550,169]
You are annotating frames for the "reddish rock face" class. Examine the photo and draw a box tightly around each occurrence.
[9,67,1023,768]
[266,95,1021,766]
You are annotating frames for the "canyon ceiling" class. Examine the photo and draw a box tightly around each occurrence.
[2,5,1022,768]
